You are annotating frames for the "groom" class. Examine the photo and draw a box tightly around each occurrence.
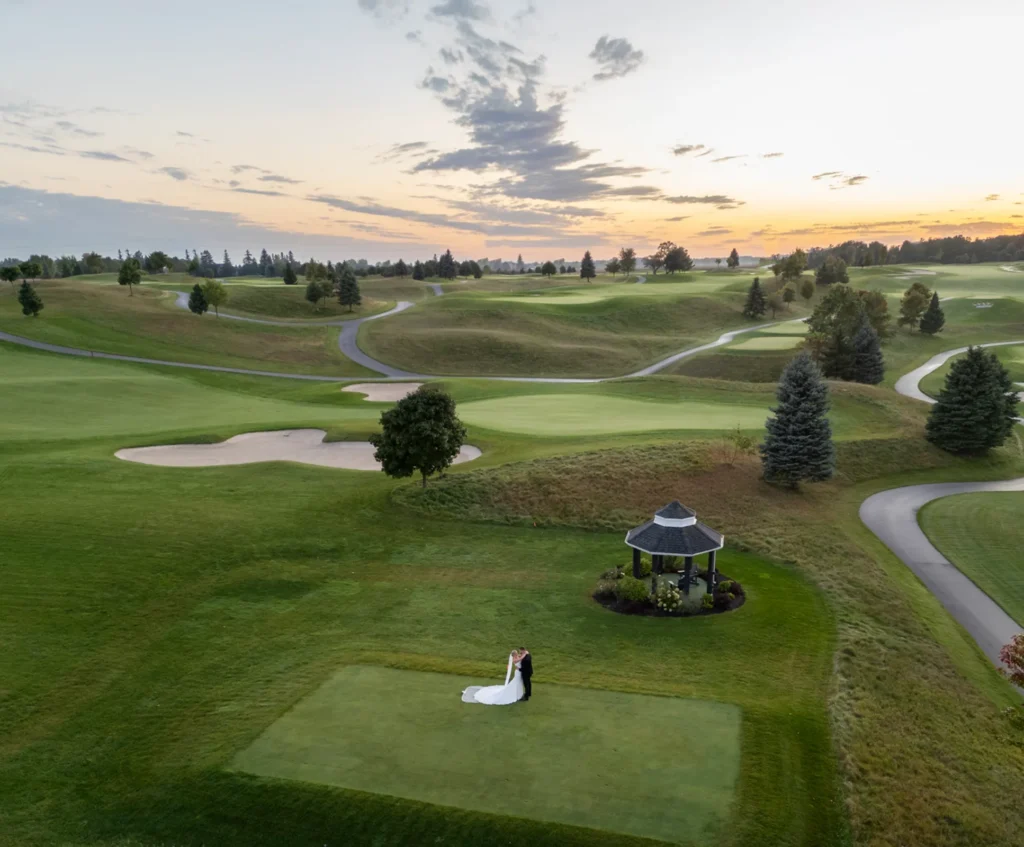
[518,647,532,701]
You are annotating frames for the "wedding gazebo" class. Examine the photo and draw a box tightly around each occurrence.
[625,501,724,596]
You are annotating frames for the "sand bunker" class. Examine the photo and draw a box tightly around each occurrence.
[1001,265,1022,274]
[115,429,481,471]
[342,382,423,402]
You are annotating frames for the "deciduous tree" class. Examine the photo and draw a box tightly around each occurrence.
[898,281,931,331]
[663,244,693,274]
[1,265,19,291]
[19,260,42,281]
[1000,634,1024,688]
[605,256,621,276]
[369,388,467,487]
[727,248,740,269]
[761,352,835,487]
[618,247,636,277]
[118,257,142,295]
[541,260,557,277]
[202,279,228,316]
[926,347,1017,454]
[814,255,849,285]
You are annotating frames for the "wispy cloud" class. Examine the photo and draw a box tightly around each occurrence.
[812,171,842,181]
[78,150,131,162]
[761,152,784,159]
[430,0,490,21]
[158,166,190,181]
[665,215,690,222]
[121,146,154,160]
[232,187,286,197]
[589,35,645,81]
[376,140,435,162]
[672,144,706,157]
[985,193,1000,201]
[54,120,102,137]
[697,227,732,237]
[259,174,302,184]
[0,141,65,156]
[665,194,742,206]
[711,155,746,163]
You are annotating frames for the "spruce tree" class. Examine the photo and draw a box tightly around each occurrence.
[919,292,945,335]
[17,280,43,317]
[580,251,596,282]
[282,263,298,285]
[760,352,835,487]
[852,317,885,384]
[187,283,208,315]
[412,260,425,281]
[437,249,457,280]
[926,347,1018,454]
[820,327,856,380]
[742,277,766,319]
[337,266,362,312]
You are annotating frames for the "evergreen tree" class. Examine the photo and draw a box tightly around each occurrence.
[395,258,408,277]
[221,250,234,277]
[897,281,930,330]
[17,280,43,317]
[820,327,856,380]
[742,277,767,319]
[852,317,885,384]
[369,388,467,487]
[305,279,322,310]
[926,347,1018,454]
[259,248,272,276]
[117,257,142,295]
[469,260,483,279]
[282,263,298,285]
[412,260,425,281]
[760,352,835,487]
[580,251,596,282]
[337,266,362,312]
[919,292,945,335]
[437,249,458,280]
[187,283,208,315]
[726,248,740,268]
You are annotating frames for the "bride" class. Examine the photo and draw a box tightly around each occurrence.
[462,649,525,705]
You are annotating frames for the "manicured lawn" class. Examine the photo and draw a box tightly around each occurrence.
[221,284,393,320]
[729,336,803,351]
[235,666,742,844]
[920,492,1024,623]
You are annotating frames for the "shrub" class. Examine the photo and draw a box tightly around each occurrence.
[616,575,651,603]
[677,591,706,616]
[655,583,683,613]
[637,555,652,578]
[593,580,618,602]
[714,591,736,610]
[600,565,624,580]
[701,594,714,611]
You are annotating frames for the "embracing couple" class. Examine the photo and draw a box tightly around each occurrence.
[461,647,533,706]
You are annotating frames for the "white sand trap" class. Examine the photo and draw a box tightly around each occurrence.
[115,429,481,471]
[342,382,423,402]
[1001,265,1023,273]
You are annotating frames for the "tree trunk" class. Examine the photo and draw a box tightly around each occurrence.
[421,471,428,488]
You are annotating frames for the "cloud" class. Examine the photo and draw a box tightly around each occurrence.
[406,30,423,43]
[259,174,302,184]
[158,166,190,181]
[121,146,154,160]
[430,0,490,21]
[411,21,658,204]
[921,220,1022,236]
[0,141,65,156]
[665,215,690,222]
[664,195,741,205]
[812,171,842,181]
[54,120,102,137]
[985,193,1000,201]
[761,152,784,159]
[672,144,706,157]
[589,35,645,81]
[695,148,715,158]
[813,171,869,190]
[175,130,194,138]
[231,164,269,175]
[697,228,732,237]
[711,155,746,163]
[842,175,868,187]
[358,0,409,19]
[232,187,286,197]
[78,150,131,162]
[439,47,463,64]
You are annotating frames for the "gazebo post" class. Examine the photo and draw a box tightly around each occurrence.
[680,556,694,595]
[651,554,661,595]
[632,547,641,579]
[706,549,717,594]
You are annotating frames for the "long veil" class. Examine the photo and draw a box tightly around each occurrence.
[503,652,514,685]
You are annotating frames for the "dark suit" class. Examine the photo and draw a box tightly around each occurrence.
[519,653,533,700]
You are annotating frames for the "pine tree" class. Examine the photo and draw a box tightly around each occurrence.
[580,251,596,282]
[259,248,272,276]
[337,266,362,312]
[926,347,1018,454]
[919,292,945,335]
[437,249,457,280]
[727,248,740,268]
[412,260,425,281]
[760,352,835,487]
[305,279,322,310]
[17,280,43,317]
[820,328,855,380]
[852,317,885,384]
[187,283,208,315]
[282,263,298,285]
[742,277,766,319]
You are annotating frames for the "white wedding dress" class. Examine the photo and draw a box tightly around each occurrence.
[462,653,525,705]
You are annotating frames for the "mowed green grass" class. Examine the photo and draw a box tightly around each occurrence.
[0,348,842,846]
[729,336,803,351]
[0,280,375,377]
[234,666,741,844]
[219,284,393,320]
[920,492,1024,624]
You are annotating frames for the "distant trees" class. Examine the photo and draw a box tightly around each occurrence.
[394,259,409,278]
[799,277,815,303]
[743,277,766,319]
[618,247,636,277]
[259,249,273,277]
[766,291,784,318]
[282,263,298,286]
[187,283,208,315]
[852,317,885,385]
[1,265,19,291]
[774,249,807,283]
[580,251,596,283]
[926,347,1017,454]
[202,279,228,316]
[715,258,722,267]
[438,250,458,280]
[338,266,362,312]
[118,257,142,295]
[221,251,234,278]
[642,252,664,274]
[144,251,170,274]
[470,260,483,279]
[727,248,740,269]
[17,281,43,317]
[782,284,796,306]
[807,283,890,381]
[369,387,467,487]
[814,255,849,285]
[412,260,425,281]
[605,256,621,276]
[919,292,945,335]
[19,260,42,282]
[541,261,557,277]
[760,352,835,487]
[305,279,323,310]
[897,281,931,331]
[663,243,693,274]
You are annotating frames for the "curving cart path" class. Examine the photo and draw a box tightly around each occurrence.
[894,340,1024,403]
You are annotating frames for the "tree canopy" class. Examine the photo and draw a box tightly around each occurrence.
[202,279,228,316]
[814,255,849,285]
[187,283,208,315]
[282,263,298,285]
[726,248,740,269]
[337,267,362,311]
[663,244,693,274]
[369,388,467,487]
[117,258,142,295]
[919,292,945,335]
[897,281,931,330]
[580,251,596,282]
[618,247,637,276]
[17,280,43,317]
[742,277,766,319]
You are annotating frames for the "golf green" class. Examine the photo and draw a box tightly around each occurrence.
[729,336,804,351]
[759,322,809,335]
[494,280,733,305]
[457,394,767,435]
[233,665,741,844]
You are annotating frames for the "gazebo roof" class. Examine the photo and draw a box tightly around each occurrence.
[625,500,724,557]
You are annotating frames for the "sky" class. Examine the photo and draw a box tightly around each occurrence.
[1,0,1023,262]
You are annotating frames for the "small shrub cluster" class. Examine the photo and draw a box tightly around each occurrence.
[655,583,683,613]
[592,565,746,617]
[710,577,746,611]
[615,575,651,603]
